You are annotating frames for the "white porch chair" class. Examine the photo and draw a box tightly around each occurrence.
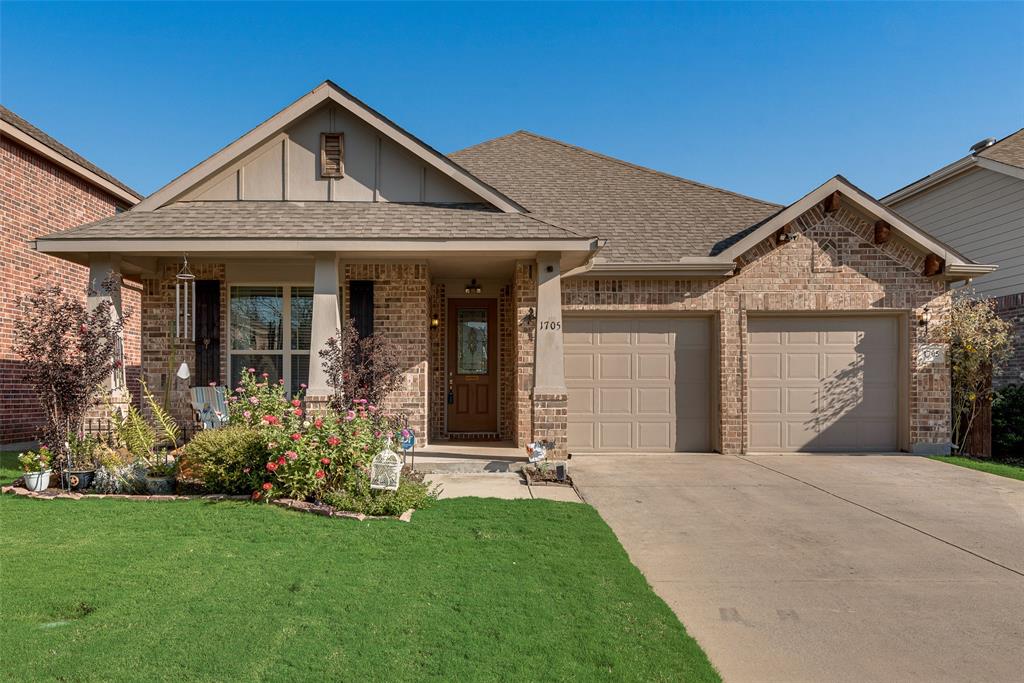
[190,386,229,430]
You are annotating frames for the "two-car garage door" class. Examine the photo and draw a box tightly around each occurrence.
[564,314,900,454]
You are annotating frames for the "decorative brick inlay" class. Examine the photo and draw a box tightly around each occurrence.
[994,292,1024,388]
[1,136,140,444]
[343,263,430,439]
[562,201,952,454]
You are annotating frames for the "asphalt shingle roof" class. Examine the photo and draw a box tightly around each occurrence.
[41,201,590,241]
[978,128,1024,169]
[1,105,142,200]
[450,131,781,261]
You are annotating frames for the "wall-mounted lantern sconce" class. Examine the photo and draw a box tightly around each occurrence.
[918,307,930,334]
[430,314,440,330]
[464,278,482,295]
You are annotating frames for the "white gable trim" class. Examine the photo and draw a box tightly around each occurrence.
[719,176,996,281]
[134,81,524,213]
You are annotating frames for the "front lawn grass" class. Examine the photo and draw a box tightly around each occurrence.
[1,496,717,682]
[1,450,20,485]
[929,455,1024,482]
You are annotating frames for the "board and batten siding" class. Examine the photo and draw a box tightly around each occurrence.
[890,167,1024,298]
[180,103,481,205]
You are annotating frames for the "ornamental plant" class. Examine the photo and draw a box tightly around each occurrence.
[319,318,403,412]
[13,280,127,471]
[937,292,1013,454]
[228,369,297,427]
[254,400,400,502]
[18,447,52,473]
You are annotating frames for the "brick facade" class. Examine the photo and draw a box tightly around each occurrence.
[561,200,952,455]
[994,293,1024,388]
[512,262,538,447]
[1,136,140,445]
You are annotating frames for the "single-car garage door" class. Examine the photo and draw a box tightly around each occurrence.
[564,317,711,452]
[747,316,900,452]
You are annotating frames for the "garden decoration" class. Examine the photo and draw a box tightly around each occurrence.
[399,428,415,469]
[174,254,196,342]
[19,448,53,492]
[526,441,547,463]
[370,437,402,491]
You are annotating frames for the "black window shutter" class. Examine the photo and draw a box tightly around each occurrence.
[194,280,221,386]
[349,280,374,339]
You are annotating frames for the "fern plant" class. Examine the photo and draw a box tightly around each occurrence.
[111,378,181,476]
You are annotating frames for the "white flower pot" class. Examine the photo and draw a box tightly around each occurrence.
[23,470,52,492]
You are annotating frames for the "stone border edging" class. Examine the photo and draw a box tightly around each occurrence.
[2,486,415,522]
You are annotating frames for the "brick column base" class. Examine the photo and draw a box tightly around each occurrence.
[305,394,333,416]
[532,392,568,460]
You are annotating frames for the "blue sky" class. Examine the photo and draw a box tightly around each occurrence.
[2,2,1022,203]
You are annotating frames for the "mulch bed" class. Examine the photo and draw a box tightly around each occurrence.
[521,465,574,487]
[1,485,413,522]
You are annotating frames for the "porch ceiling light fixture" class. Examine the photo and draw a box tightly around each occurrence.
[464,278,482,295]
[175,255,196,342]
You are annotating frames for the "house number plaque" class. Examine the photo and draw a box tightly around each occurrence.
[538,320,562,331]
[916,344,945,366]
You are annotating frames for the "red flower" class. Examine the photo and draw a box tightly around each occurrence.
[262,482,273,491]
[293,408,303,417]
[285,450,299,461]
[320,457,331,465]
[277,456,286,465]
[265,461,278,472]
[290,432,302,441]
[315,470,325,479]
[291,399,301,408]
[262,415,279,425]
[327,435,340,447]
[314,418,323,429]
[251,491,262,501]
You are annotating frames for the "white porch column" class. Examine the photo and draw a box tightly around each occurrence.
[306,253,341,400]
[87,254,126,398]
[533,252,566,394]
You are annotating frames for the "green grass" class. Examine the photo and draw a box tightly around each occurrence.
[1,451,20,485]
[1,496,717,682]
[929,456,1024,482]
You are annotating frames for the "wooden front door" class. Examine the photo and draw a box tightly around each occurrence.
[447,298,498,433]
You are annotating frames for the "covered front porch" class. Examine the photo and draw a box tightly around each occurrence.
[36,231,596,457]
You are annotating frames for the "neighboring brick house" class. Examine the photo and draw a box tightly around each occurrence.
[32,81,994,456]
[883,129,1024,387]
[1,106,142,446]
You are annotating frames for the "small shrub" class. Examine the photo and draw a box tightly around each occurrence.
[319,318,403,412]
[228,369,295,427]
[323,468,439,516]
[18,447,52,473]
[993,384,1024,461]
[92,463,147,494]
[181,427,268,494]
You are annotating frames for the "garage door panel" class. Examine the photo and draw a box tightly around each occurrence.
[566,317,711,453]
[748,316,898,452]
[598,353,632,380]
[749,353,781,379]
[598,387,632,414]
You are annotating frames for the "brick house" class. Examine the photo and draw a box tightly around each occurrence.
[1,106,141,447]
[32,81,995,456]
[883,129,1024,388]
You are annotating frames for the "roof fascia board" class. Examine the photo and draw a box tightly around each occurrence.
[134,82,524,213]
[35,237,599,254]
[720,176,977,268]
[975,157,1024,182]
[1,121,140,205]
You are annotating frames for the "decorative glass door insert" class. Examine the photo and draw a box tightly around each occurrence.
[457,309,488,375]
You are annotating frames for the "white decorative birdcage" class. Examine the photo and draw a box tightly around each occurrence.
[370,438,402,491]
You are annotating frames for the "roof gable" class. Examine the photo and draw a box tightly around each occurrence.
[135,81,524,212]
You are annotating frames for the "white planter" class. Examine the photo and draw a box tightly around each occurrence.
[23,470,52,492]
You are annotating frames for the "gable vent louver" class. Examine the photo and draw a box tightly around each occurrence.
[320,132,345,178]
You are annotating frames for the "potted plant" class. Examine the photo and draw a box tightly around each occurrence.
[18,447,53,492]
[144,449,178,494]
[62,433,99,491]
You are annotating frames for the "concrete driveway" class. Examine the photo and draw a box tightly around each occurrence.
[572,454,1024,683]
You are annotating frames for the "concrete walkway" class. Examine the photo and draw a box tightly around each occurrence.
[428,472,582,502]
[573,454,1024,683]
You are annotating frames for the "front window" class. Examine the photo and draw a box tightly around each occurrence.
[229,285,313,394]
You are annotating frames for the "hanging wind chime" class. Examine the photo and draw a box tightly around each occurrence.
[174,255,195,380]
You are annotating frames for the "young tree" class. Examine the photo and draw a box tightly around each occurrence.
[318,318,403,412]
[13,280,126,471]
[938,292,1013,454]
